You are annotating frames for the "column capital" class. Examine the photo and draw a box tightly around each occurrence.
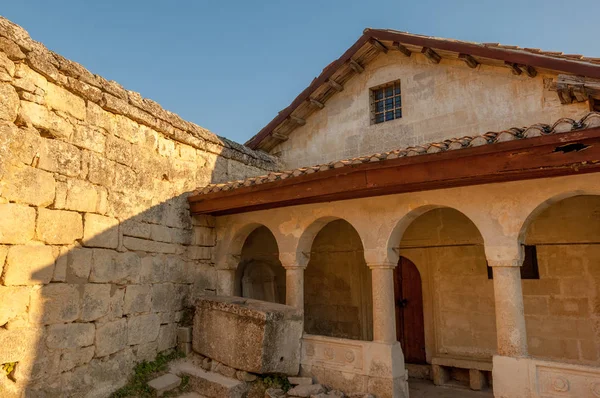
[367,262,396,270]
[282,264,307,271]
[485,244,524,267]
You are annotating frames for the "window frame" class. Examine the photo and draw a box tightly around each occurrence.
[369,80,402,125]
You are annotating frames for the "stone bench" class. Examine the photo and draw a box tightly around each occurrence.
[431,356,492,391]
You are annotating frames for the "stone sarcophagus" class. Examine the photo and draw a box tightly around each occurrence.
[193,296,303,375]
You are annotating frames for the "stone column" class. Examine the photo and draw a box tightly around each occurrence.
[216,268,236,296]
[284,265,306,310]
[487,245,528,357]
[369,263,397,343]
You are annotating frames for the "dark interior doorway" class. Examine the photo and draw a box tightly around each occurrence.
[394,256,426,363]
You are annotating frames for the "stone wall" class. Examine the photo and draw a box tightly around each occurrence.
[0,16,277,397]
[272,49,590,169]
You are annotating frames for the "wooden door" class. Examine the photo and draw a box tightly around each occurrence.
[394,256,426,363]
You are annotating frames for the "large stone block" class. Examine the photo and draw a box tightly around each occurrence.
[0,286,30,326]
[95,318,127,357]
[127,313,160,345]
[72,125,106,153]
[46,322,95,349]
[64,179,100,212]
[19,100,74,140]
[0,328,38,363]
[4,245,55,285]
[30,283,80,324]
[193,296,303,375]
[0,82,18,122]
[90,249,140,283]
[37,138,81,177]
[45,81,86,120]
[2,164,55,206]
[66,247,93,280]
[0,203,35,244]
[82,213,119,249]
[123,284,151,315]
[36,208,83,244]
[81,283,111,321]
[157,323,177,352]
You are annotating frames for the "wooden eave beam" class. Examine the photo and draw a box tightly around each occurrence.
[369,38,388,53]
[271,132,289,141]
[421,47,441,64]
[308,98,325,109]
[392,41,412,57]
[289,115,306,125]
[459,53,479,68]
[327,79,344,92]
[524,65,538,78]
[505,62,522,75]
[189,127,600,215]
[348,59,364,73]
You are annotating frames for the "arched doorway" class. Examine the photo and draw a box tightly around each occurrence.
[520,195,600,364]
[394,256,426,363]
[304,219,373,341]
[235,226,285,304]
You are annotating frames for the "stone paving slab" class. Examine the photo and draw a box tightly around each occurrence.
[409,380,493,398]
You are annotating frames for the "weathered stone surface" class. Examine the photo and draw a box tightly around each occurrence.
[64,178,99,212]
[122,219,152,239]
[46,322,95,349]
[106,134,132,166]
[45,81,86,120]
[4,245,55,285]
[0,203,35,244]
[0,286,29,326]
[134,341,158,363]
[29,283,80,324]
[36,208,83,244]
[58,346,95,372]
[193,296,303,375]
[0,37,26,60]
[123,284,151,315]
[19,100,74,140]
[95,318,127,357]
[72,125,106,153]
[87,151,116,187]
[287,384,326,397]
[123,236,180,254]
[236,370,257,382]
[151,283,182,312]
[177,326,192,343]
[157,323,177,352]
[288,377,313,386]
[37,138,81,177]
[0,328,37,363]
[170,360,248,398]
[265,388,286,398]
[0,82,18,121]
[83,213,119,248]
[66,247,92,280]
[2,164,55,206]
[81,283,111,321]
[128,313,160,345]
[148,373,181,397]
[90,249,140,283]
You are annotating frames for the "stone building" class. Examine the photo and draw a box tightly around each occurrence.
[0,14,600,398]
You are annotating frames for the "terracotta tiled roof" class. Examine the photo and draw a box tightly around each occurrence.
[192,112,600,196]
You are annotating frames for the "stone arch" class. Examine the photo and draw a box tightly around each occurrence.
[303,218,373,341]
[234,225,285,304]
[518,194,600,364]
[393,206,493,362]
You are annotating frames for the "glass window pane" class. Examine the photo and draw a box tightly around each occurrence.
[395,84,401,95]
[385,111,394,121]
[376,101,384,112]
[385,86,393,97]
[385,98,394,110]
[375,113,384,124]
[395,96,401,106]
[374,89,383,100]
[395,108,402,118]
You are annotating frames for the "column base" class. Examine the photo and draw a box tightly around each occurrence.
[492,355,532,398]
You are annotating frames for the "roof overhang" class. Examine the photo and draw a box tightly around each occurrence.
[246,29,600,151]
[190,126,600,216]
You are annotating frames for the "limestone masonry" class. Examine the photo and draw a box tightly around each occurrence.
[0,15,276,397]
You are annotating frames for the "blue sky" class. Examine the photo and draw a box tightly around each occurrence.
[2,1,599,144]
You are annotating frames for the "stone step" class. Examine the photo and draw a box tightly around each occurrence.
[147,373,181,397]
[170,361,247,398]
